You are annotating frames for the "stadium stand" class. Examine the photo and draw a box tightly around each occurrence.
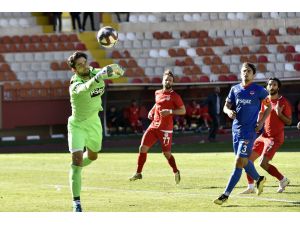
[1,12,300,133]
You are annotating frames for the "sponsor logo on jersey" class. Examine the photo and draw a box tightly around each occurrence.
[90,87,104,97]
[250,90,255,95]
[237,99,252,105]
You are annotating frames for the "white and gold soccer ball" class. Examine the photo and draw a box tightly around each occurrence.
[96,26,118,48]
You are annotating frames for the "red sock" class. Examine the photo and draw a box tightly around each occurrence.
[267,164,284,181]
[137,152,147,173]
[246,173,254,184]
[167,155,178,173]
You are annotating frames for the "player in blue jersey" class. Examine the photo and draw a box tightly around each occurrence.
[214,62,272,205]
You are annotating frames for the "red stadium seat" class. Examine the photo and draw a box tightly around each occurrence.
[11,35,21,43]
[277,44,286,53]
[203,56,212,65]
[183,67,192,75]
[199,75,209,82]
[268,35,278,44]
[197,38,206,47]
[257,45,269,54]
[257,63,266,72]
[211,65,220,74]
[168,48,177,57]
[220,64,230,74]
[184,57,194,66]
[50,34,60,43]
[241,46,250,54]
[218,75,228,81]
[214,38,225,46]
[89,61,100,68]
[151,77,162,83]
[177,48,187,57]
[127,59,138,68]
[135,67,145,76]
[69,34,79,42]
[131,78,143,83]
[75,43,87,51]
[294,63,300,71]
[248,55,257,63]
[240,55,249,63]
[180,31,189,39]
[258,55,268,63]
[191,65,202,74]
[189,30,199,39]
[286,45,296,53]
[40,35,50,43]
[228,74,238,81]
[294,54,300,62]
[287,27,296,35]
[285,53,294,62]
[60,61,70,70]
[196,47,204,56]
[198,30,208,38]
[212,56,222,65]
[180,76,192,83]
[50,61,60,71]
[112,50,122,58]
[204,47,214,55]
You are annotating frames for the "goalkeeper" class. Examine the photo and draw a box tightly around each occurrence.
[66,51,124,212]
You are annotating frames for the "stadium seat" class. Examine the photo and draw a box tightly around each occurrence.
[294,63,300,71]
[131,78,143,83]
[199,75,209,82]
[135,67,145,76]
[196,47,204,56]
[218,75,228,81]
[212,56,222,65]
[204,47,214,55]
[211,65,220,74]
[228,74,238,81]
[285,53,294,62]
[151,77,162,83]
[277,44,286,53]
[286,45,296,53]
[180,76,192,83]
[258,55,269,63]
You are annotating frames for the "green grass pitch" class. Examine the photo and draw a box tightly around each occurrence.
[0,140,299,212]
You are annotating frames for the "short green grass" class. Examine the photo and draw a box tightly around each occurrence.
[0,141,299,212]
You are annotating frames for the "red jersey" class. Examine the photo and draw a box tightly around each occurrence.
[149,89,184,130]
[261,96,292,141]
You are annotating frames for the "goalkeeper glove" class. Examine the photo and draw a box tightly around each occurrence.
[94,64,125,82]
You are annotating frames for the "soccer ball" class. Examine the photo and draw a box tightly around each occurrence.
[97,26,118,48]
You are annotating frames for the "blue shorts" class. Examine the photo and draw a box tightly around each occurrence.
[232,131,256,158]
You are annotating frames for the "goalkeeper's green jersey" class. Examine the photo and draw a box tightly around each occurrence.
[69,67,105,121]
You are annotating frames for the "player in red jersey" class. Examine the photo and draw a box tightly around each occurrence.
[240,77,292,194]
[129,70,186,184]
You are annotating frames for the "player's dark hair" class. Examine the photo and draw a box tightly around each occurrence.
[163,69,174,79]
[67,51,88,69]
[242,62,256,74]
[268,77,282,88]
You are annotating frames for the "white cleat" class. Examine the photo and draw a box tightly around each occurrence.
[277,178,290,193]
[239,188,256,194]
[175,170,181,184]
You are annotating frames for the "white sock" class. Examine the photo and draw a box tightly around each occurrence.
[248,183,254,189]
[280,177,286,183]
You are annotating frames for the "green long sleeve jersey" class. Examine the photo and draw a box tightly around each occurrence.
[69,67,105,121]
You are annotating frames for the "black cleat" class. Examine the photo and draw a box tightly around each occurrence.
[213,194,229,205]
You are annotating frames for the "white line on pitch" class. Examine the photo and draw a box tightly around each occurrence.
[46,184,300,205]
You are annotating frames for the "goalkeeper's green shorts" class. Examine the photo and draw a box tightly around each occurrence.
[67,114,103,153]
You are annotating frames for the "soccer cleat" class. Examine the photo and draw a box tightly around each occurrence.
[213,194,228,205]
[72,202,82,212]
[256,176,266,195]
[239,187,256,194]
[129,173,142,181]
[277,178,290,193]
[175,170,181,184]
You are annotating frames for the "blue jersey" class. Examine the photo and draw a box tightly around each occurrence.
[226,83,268,136]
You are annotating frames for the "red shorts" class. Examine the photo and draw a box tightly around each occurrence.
[252,135,283,160]
[141,127,173,152]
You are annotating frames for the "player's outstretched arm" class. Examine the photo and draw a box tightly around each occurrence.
[94,64,125,81]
